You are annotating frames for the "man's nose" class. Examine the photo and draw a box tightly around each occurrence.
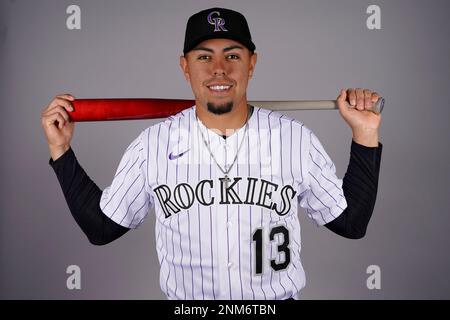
[212,58,226,76]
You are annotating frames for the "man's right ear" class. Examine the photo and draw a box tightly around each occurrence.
[179,55,190,82]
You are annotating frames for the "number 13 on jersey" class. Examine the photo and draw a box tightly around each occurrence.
[252,225,291,274]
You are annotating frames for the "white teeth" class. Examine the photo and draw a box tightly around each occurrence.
[209,85,230,91]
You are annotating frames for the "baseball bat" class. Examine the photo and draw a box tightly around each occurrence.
[69,97,384,122]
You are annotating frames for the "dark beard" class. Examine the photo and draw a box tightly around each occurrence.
[207,101,234,115]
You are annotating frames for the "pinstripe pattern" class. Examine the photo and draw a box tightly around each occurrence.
[225,143,233,300]
[206,128,216,299]
[247,127,255,300]
[267,111,276,299]
[196,118,205,299]
[236,130,244,300]
[100,104,347,300]
[256,109,264,299]
[185,115,194,299]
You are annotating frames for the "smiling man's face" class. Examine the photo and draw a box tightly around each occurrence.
[180,38,257,115]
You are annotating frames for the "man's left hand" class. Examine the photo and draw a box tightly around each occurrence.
[337,88,382,147]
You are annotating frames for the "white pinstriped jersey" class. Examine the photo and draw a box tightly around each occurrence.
[100,106,347,300]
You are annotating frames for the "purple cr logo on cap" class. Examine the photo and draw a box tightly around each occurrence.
[207,11,228,32]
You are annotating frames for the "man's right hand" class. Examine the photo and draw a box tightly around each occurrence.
[41,93,76,161]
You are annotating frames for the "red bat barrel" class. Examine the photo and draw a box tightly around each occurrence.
[70,98,195,121]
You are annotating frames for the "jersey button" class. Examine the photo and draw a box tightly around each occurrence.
[227,262,233,268]
[227,221,232,228]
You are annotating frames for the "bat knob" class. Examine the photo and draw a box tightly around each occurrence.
[373,97,385,114]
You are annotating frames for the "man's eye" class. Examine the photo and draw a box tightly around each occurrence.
[198,55,210,61]
[227,54,240,60]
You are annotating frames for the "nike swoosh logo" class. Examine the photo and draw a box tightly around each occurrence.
[168,149,190,160]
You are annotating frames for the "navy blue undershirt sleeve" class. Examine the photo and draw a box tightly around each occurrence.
[49,148,130,245]
[324,141,383,239]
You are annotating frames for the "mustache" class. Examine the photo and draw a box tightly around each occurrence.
[203,75,235,86]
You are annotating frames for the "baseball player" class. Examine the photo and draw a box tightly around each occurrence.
[41,8,382,300]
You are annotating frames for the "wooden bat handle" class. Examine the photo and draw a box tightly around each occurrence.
[252,98,385,114]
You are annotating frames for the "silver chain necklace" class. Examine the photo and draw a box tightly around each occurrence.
[196,106,252,189]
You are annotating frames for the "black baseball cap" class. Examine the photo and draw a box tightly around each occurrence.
[183,7,256,55]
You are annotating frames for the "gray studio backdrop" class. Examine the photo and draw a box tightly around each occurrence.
[1,0,449,299]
